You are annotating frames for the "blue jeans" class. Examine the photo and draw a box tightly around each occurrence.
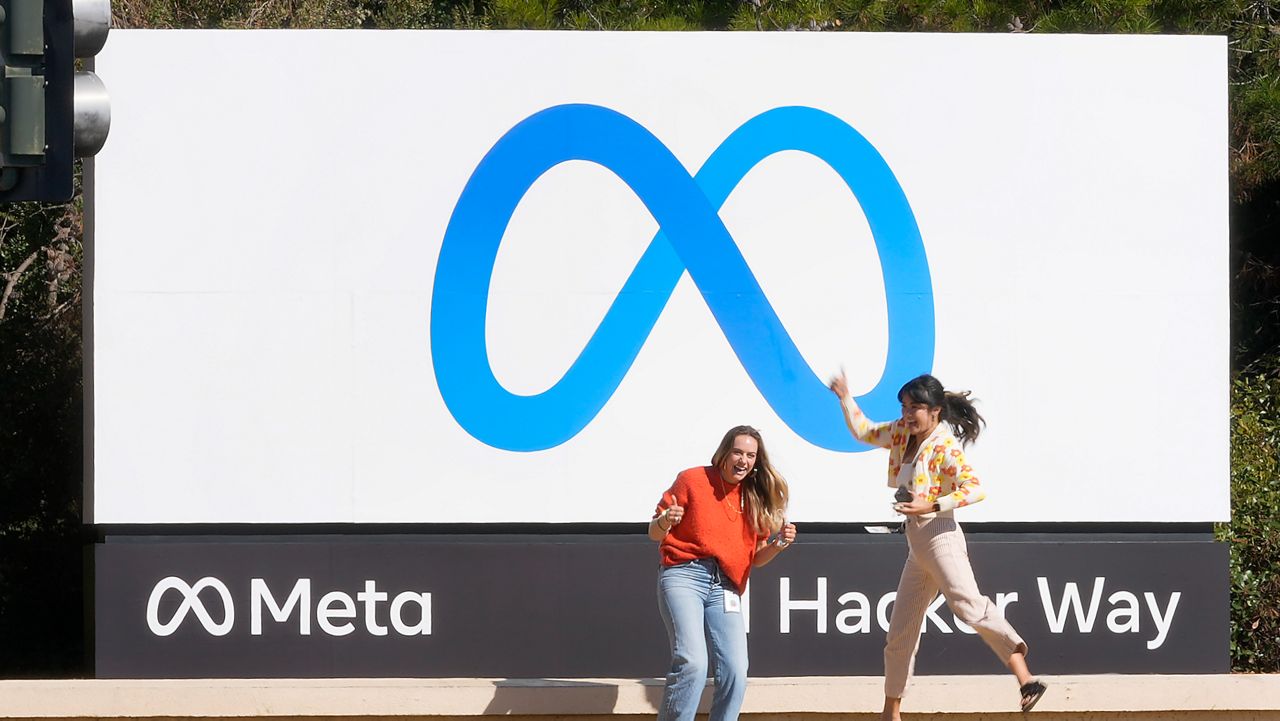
[656,559,749,721]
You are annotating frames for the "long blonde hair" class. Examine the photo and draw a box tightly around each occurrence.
[710,425,789,535]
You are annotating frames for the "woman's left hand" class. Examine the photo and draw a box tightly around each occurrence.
[894,497,936,516]
[777,522,797,547]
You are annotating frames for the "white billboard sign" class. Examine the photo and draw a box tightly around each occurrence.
[92,30,1227,524]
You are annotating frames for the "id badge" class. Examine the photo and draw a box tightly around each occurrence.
[723,589,741,613]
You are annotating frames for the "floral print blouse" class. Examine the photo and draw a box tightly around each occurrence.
[842,399,985,513]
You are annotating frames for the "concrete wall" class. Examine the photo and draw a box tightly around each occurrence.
[0,676,1277,721]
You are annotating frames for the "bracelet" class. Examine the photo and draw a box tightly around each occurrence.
[657,517,670,532]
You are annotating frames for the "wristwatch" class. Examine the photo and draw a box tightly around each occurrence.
[931,502,941,513]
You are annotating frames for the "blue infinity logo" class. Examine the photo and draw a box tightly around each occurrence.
[431,104,933,452]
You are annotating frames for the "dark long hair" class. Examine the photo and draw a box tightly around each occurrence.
[710,425,788,535]
[898,374,985,446]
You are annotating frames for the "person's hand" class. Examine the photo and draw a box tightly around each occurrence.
[828,369,849,398]
[776,522,797,547]
[893,497,936,516]
[660,494,684,529]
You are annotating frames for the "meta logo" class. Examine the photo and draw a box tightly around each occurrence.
[431,104,934,452]
[147,577,234,637]
[145,576,432,638]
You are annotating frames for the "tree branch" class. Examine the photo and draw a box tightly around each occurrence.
[43,288,81,322]
[0,215,19,259]
[0,249,41,322]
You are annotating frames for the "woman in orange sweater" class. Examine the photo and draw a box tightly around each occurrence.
[649,425,796,721]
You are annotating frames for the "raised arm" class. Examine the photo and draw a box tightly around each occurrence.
[828,369,894,449]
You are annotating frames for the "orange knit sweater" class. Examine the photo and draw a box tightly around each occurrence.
[654,466,764,594]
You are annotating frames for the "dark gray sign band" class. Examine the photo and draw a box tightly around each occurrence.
[94,532,1227,678]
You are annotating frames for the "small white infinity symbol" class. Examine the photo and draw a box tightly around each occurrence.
[146,576,235,637]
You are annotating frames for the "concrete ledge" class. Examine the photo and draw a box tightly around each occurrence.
[0,676,1277,720]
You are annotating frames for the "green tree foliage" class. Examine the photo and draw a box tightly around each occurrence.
[0,0,1274,675]
[114,0,374,28]
[1219,374,1280,671]
[1232,181,1280,375]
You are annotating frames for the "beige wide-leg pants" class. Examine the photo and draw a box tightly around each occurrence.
[883,515,1027,698]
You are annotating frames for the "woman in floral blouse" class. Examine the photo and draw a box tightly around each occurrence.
[829,372,1047,719]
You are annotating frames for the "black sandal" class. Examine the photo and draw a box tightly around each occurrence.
[1020,679,1048,712]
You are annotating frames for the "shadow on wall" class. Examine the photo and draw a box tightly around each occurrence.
[483,678,706,715]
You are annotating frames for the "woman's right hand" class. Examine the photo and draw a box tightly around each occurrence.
[662,494,684,527]
[650,493,684,541]
[828,369,849,398]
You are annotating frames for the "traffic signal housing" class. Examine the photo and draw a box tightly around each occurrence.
[0,0,109,202]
